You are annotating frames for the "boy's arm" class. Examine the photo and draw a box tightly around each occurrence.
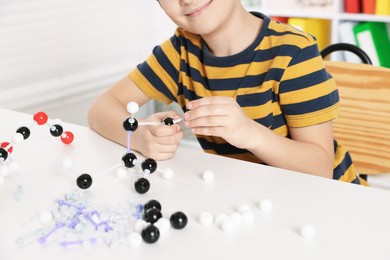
[88,75,183,160]
[184,96,334,178]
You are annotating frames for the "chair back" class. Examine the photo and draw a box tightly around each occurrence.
[324,61,390,174]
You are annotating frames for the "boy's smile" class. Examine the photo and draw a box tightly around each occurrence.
[185,0,213,18]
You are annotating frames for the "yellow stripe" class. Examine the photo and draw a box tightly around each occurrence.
[272,124,289,136]
[281,56,325,81]
[338,164,358,183]
[129,69,172,104]
[242,101,273,119]
[280,78,336,104]
[286,103,339,128]
[260,35,315,50]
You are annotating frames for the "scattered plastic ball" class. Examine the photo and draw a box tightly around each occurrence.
[144,199,162,211]
[33,112,48,125]
[16,126,31,140]
[123,117,138,132]
[127,102,139,114]
[122,153,137,168]
[50,124,64,137]
[128,232,142,247]
[144,208,162,224]
[170,211,188,229]
[163,117,174,126]
[300,224,316,238]
[199,212,214,225]
[61,131,74,144]
[12,133,24,144]
[241,210,255,224]
[162,168,174,179]
[39,210,53,223]
[214,213,229,226]
[141,158,157,174]
[221,219,235,233]
[134,178,150,194]
[62,158,73,169]
[76,173,93,190]
[134,219,148,233]
[202,170,215,182]
[258,199,273,212]
[141,225,160,244]
[115,167,128,179]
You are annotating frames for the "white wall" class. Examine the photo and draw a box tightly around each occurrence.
[0,0,176,126]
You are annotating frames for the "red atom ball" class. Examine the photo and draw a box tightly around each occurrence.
[1,142,13,153]
[61,131,74,144]
[33,112,48,125]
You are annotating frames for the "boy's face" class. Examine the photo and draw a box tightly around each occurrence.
[158,0,239,36]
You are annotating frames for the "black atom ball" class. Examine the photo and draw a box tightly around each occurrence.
[163,117,174,126]
[122,152,137,168]
[0,148,8,161]
[76,173,93,190]
[50,124,64,137]
[141,158,157,174]
[134,178,150,194]
[16,126,31,140]
[123,117,138,132]
[141,225,160,244]
[144,199,162,211]
[144,208,163,224]
[170,211,188,229]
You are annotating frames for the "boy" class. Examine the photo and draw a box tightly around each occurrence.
[88,0,366,185]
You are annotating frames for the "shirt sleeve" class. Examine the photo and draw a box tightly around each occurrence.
[129,31,182,105]
[278,41,339,128]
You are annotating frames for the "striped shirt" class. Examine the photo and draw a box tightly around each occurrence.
[129,12,366,185]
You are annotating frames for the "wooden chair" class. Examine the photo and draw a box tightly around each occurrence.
[322,60,390,184]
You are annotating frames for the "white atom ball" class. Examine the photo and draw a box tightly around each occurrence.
[199,211,214,225]
[300,224,316,238]
[258,199,273,212]
[127,102,139,114]
[12,133,24,144]
[162,168,174,179]
[128,232,142,248]
[62,158,73,169]
[202,170,215,182]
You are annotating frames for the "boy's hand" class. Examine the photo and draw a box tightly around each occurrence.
[132,111,183,160]
[184,96,257,150]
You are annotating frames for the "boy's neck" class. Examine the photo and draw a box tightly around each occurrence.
[202,9,263,57]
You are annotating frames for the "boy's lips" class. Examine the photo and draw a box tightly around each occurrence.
[185,0,213,17]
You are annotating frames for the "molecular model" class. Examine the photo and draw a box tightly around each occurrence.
[0,111,74,186]
[63,102,178,194]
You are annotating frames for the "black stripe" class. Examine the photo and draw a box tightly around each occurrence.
[333,144,353,180]
[237,88,273,107]
[197,138,249,156]
[282,89,339,115]
[288,44,320,66]
[137,62,177,102]
[280,68,331,93]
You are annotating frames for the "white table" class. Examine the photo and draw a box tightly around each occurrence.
[1,108,390,260]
